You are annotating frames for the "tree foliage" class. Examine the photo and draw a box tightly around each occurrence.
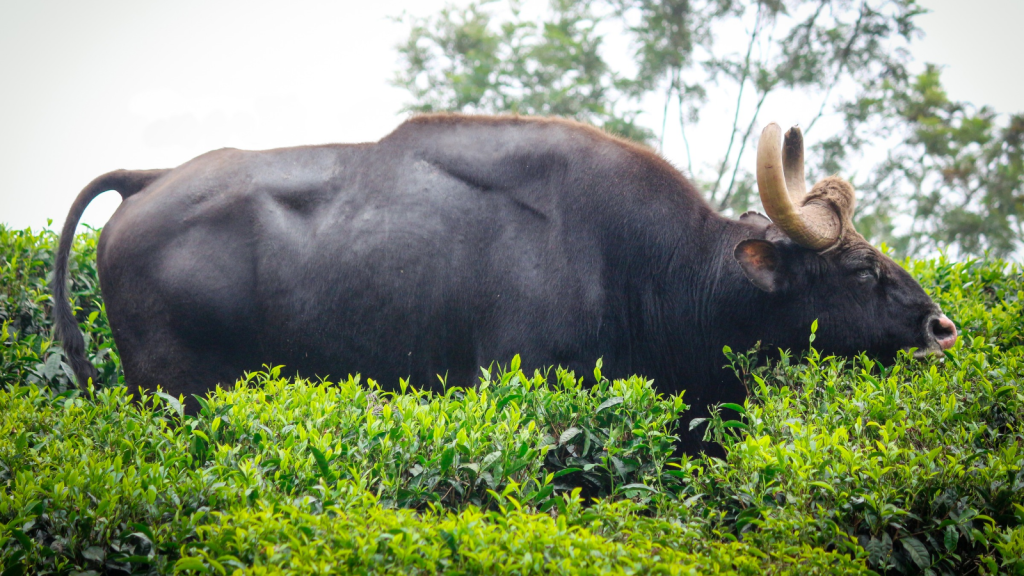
[837,66,1024,258]
[614,0,923,214]
[394,0,654,142]
[394,0,1023,258]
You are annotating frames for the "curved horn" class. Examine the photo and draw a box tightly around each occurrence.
[756,123,842,250]
[782,126,807,202]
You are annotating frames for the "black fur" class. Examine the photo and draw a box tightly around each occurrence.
[53,115,947,452]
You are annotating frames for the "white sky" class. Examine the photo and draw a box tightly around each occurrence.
[1,0,1021,230]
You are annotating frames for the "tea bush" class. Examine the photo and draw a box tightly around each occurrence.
[1,225,1022,574]
[0,225,118,391]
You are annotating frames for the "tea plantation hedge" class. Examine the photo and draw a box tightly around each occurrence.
[1,224,1022,575]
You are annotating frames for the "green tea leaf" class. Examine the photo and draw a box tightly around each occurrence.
[439,447,455,472]
[595,396,623,414]
[944,526,958,552]
[720,403,746,415]
[174,557,209,573]
[495,394,522,412]
[617,483,658,493]
[901,536,930,569]
[155,392,182,417]
[309,446,336,483]
[10,530,32,551]
[558,427,581,444]
[551,467,582,479]
[81,546,105,563]
[809,481,835,494]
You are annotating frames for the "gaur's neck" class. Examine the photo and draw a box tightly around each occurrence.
[648,213,786,402]
[694,214,808,373]
[704,215,780,350]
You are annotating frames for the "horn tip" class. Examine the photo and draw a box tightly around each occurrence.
[760,122,783,144]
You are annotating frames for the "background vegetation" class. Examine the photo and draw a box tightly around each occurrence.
[394,0,1024,259]
[2,219,1022,574]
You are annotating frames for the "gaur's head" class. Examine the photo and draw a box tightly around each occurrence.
[733,123,957,360]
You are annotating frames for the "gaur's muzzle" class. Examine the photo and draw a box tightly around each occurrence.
[928,313,958,350]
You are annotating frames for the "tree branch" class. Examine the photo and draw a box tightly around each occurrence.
[720,87,770,211]
[659,71,675,151]
[806,0,868,134]
[709,1,764,202]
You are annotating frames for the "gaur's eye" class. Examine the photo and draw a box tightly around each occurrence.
[855,268,877,282]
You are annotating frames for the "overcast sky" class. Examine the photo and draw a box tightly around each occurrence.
[1,0,1021,230]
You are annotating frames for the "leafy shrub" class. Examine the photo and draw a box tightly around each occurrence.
[0,225,119,391]
[1,225,1022,574]
[0,377,863,575]
[677,257,1024,575]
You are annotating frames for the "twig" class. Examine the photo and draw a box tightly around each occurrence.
[659,74,674,151]
[720,7,779,210]
[678,90,694,175]
[720,89,770,210]
[710,1,764,202]
[806,0,867,134]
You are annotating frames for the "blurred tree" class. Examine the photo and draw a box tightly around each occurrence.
[395,0,1022,257]
[394,0,653,142]
[841,66,1024,258]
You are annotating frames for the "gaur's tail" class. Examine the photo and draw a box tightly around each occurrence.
[53,169,170,389]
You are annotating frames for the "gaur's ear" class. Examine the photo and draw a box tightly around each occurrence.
[739,211,772,227]
[734,239,786,293]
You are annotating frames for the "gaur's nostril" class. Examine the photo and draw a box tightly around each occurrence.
[929,314,958,349]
